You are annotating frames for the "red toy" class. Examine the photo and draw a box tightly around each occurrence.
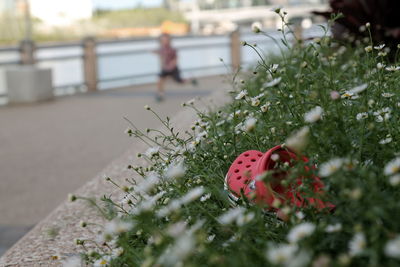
[225,145,334,214]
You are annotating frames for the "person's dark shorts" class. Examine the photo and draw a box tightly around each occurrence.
[159,67,183,83]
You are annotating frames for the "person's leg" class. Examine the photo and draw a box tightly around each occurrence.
[172,67,185,84]
[157,73,166,101]
[172,67,198,86]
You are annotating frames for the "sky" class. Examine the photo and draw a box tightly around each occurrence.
[92,0,164,10]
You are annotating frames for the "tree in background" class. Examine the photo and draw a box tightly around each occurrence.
[252,0,271,5]
[163,0,180,10]
[314,0,400,60]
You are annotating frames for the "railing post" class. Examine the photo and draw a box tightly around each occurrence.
[230,30,241,71]
[82,37,98,92]
[293,25,303,43]
[20,39,35,65]
[291,17,304,44]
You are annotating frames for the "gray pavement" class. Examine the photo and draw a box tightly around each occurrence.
[0,75,225,255]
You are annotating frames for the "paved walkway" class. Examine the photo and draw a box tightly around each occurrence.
[0,75,225,255]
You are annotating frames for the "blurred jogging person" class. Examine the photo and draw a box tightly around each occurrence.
[155,33,195,101]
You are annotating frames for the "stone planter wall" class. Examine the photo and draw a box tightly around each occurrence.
[0,85,230,266]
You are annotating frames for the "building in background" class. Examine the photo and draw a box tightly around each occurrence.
[29,0,92,26]
[180,0,328,35]
[180,0,327,10]
[1,0,93,26]
[0,0,15,13]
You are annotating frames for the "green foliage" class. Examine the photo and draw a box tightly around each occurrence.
[0,8,186,45]
[314,0,400,60]
[92,8,186,28]
[71,12,400,267]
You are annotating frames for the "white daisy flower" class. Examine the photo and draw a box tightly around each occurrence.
[112,247,124,257]
[197,130,208,139]
[270,64,279,73]
[264,77,282,87]
[200,193,211,202]
[349,232,366,256]
[131,191,165,214]
[385,66,400,72]
[304,106,323,123]
[341,92,359,100]
[385,236,400,259]
[244,117,257,132]
[266,244,298,265]
[287,222,316,243]
[348,83,368,95]
[364,46,372,52]
[382,92,395,98]
[260,101,271,112]
[356,112,368,120]
[271,153,280,161]
[68,194,77,202]
[235,89,248,100]
[379,137,392,145]
[216,120,226,127]
[158,233,195,266]
[144,146,160,158]
[251,22,262,33]
[373,107,392,121]
[236,212,255,226]
[94,256,111,267]
[260,104,269,112]
[180,186,205,204]
[104,219,134,236]
[157,187,204,218]
[167,221,187,237]
[374,44,385,50]
[295,211,305,220]
[251,97,261,107]
[285,126,310,153]
[378,51,387,57]
[319,158,344,177]
[384,157,400,176]
[375,115,384,123]
[343,158,358,170]
[135,174,160,194]
[325,223,342,233]
[389,174,400,186]
[377,63,385,69]
[165,161,186,180]
[207,234,216,243]
[217,207,246,225]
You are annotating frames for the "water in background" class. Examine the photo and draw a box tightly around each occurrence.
[0,25,324,96]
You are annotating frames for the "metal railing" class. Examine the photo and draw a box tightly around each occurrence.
[0,25,326,98]
[0,33,237,96]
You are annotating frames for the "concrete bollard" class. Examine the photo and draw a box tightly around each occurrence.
[6,66,53,104]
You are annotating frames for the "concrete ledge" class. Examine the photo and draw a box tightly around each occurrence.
[0,84,231,266]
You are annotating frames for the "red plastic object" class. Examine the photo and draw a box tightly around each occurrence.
[225,145,335,212]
